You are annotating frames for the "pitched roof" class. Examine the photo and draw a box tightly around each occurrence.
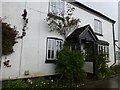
[97,40,109,46]
[67,25,89,39]
[66,24,98,41]
[69,2,115,24]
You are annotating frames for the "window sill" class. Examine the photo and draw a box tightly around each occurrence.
[45,60,57,63]
[95,33,103,36]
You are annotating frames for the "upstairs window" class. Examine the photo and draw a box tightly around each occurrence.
[49,0,65,17]
[46,37,63,63]
[94,19,102,35]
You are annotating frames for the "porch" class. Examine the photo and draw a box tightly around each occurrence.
[66,25,109,74]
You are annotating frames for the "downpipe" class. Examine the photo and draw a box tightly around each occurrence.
[111,23,116,67]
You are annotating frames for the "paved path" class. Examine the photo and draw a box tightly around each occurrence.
[0,82,1,90]
[80,75,120,89]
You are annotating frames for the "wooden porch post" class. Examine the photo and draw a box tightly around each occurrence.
[93,42,97,75]
[78,38,81,51]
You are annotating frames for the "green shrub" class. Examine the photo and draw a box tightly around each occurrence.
[31,79,53,88]
[55,47,87,85]
[2,79,29,89]
[95,54,112,79]
[111,65,120,75]
[2,22,18,55]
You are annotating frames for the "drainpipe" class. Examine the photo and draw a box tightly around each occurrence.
[111,23,116,67]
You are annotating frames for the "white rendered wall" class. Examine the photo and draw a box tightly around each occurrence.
[1,2,64,80]
[69,3,115,66]
[1,2,115,80]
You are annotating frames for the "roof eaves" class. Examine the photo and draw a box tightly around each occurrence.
[68,2,116,24]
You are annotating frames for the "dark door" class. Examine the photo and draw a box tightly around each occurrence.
[84,41,94,62]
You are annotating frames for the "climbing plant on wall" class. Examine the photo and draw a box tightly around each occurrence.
[2,21,18,55]
[46,4,80,39]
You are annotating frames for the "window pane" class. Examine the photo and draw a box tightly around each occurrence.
[98,21,102,34]
[48,39,51,49]
[94,20,97,32]
[94,19,102,34]
[98,45,100,53]
[51,50,54,59]
[47,38,62,60]
[107,46,109,54]
[48,50,51,59]
[49,0,65,16]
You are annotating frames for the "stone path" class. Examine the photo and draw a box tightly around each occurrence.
[80,75,120,89]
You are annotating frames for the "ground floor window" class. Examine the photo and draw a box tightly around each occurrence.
[98,45,109,60]
[116,51,120,60]
[46,37,63,63]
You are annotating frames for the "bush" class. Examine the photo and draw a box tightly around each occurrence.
[2,22,18,55]
[55,47,87,85]
[111,65,120,75]
[31,79,55,88]
[95,54,112,79]
[2,79,29,89]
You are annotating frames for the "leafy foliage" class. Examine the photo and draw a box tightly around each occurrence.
[111,65,120,75]
[55,47,87,85]
[31,79,53,88]
[95,54,112,79]
[2,79,28,89]
[2,21,18,55]
[46,6,80,38]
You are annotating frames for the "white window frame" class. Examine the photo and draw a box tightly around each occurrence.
[98,45,109,60]
[49,0,65,16]
[94,19,102,35]
[46,38,63,62]
[116,51,120,60]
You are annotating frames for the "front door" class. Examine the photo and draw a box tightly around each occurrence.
[84,41,94,61]
[82,40,94,74]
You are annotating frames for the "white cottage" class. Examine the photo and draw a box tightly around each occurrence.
[0,0,116,80]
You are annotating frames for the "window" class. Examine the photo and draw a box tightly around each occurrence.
[98,45,109,60]
[49,0,65,16]
[94,19,102,35]
[116,51,120,60]
[46,38,63,63]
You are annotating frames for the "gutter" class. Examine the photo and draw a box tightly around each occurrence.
[111,23,116,67]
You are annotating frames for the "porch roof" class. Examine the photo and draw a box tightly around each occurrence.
[66,24,98,41]
[97,40,109,46]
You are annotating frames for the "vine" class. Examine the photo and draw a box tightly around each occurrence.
[46,4,80,39]
[18,9,28,38]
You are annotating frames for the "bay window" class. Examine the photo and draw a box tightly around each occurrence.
[98,45,109,60]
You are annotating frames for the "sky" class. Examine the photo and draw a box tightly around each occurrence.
[77,0,119,42]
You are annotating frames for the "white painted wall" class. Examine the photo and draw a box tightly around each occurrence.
[1,2,64,80]
[1,1,115,80]
[69,3,115,66]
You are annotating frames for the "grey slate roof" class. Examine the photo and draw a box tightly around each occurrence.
[66,24,109,45]
[66,24,98,41]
